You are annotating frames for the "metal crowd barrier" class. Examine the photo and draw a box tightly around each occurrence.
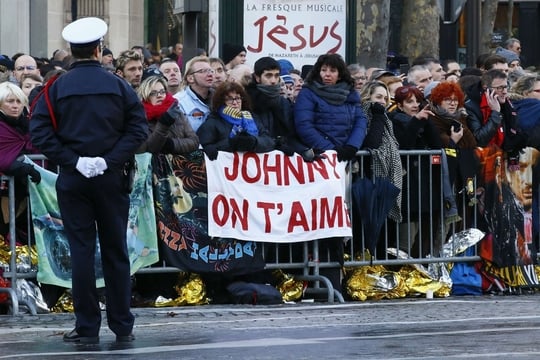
[346,149,481,266]
[2,150,490,312]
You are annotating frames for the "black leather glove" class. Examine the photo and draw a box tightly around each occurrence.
[230,132,258,152]
[371,102,386,114]
[8,162,41,184]
[158,111,176,126]
[203,146,219,161]
[162,138,175,153]
[276,142,295,156]
[28,166,41,184]
[334,145,358,162]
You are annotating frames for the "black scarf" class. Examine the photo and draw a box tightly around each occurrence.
[256,84,281,103]
[306,81,350,105]
[430,104,465,124]
[0,111,28,134]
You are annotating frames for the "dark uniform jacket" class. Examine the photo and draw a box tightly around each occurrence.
[29,60,148,170]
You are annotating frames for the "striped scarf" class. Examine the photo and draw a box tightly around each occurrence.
[219,106,259,138]
[361,101,403,222]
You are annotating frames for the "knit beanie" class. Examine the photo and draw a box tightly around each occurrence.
[254,56,279,76]
[277,59,294,76]
[102,48,113,57]
[281,74,294,85]
[0,54,14,72]
[222,43,246,65]
[495,47,520,64]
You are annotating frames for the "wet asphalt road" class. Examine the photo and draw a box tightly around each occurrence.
[1,295,540,359]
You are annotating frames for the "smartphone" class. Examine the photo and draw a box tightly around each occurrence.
[451,120,462,132]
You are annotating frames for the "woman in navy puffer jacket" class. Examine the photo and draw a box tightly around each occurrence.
[294,53,367,162]
[293,54,367,293]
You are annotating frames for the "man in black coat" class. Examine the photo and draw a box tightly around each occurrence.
[30,17,148,345]
[464,69,525,151]
[244,56,312,160]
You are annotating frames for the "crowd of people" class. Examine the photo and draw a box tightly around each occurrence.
[1,17,540,339]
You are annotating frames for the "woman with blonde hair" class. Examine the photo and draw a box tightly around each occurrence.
[137,75,199,154]
[0,82,41,238]
[509,74,540,141]
[359,80,402,223]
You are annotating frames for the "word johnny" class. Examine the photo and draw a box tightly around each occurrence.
[205,150,352,243]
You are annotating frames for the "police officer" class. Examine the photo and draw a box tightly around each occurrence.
[30,18,148,344]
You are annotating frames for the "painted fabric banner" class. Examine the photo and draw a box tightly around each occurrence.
[27,153,158,288]
[476,146,539,287]
[205,150,352,242]
[152,151,265,274]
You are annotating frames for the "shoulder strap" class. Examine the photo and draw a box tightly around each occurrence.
[29,73,61,130]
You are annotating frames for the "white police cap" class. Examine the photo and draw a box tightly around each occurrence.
[62,17,107,47]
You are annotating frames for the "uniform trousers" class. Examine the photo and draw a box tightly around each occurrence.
[56,168,134,337]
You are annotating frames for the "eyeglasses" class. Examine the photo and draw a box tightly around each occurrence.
[149,89,167,97]
[353,76,367,81]
[397,86,416,96]
[190,68,214,75]
[225,96,242,104]
[490,85,508,91]
[442,97,459,104]
[15,65,36,71]
[398,87,411,94]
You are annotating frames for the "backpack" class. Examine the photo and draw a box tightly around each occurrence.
[449,247,483,295]
[226,281,283,305]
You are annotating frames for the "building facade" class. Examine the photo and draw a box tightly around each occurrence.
[0,1,538,69]
[0,0,145,60]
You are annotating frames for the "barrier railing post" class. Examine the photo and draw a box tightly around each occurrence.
[6,176,19,314]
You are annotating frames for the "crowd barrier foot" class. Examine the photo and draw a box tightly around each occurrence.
[17,297,38,315]
[0,287,19,315]
[293,275,345,304]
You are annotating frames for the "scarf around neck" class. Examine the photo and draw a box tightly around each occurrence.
[430,103,465,123]
[219,105,259,138]
[479,93,504,147]
[307,81,350,105]
[142,93,177,121]
[0,112,39,172]
[256,84,281,101]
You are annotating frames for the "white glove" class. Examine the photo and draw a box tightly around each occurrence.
[93,157,108,175]
[76,157,97,178]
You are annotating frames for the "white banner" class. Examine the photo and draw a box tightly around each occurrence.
[206,150,352,242]
[243,0,347,70]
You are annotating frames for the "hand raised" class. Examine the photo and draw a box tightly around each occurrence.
[486,88,501,112]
